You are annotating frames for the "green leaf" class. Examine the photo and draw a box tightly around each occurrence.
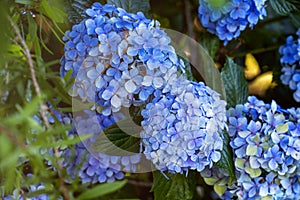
[77,180,127,200]
[151,171,196,200]
[45,133,92,148]
[65,0,93,24]
[71,98,95,112]
[199,34,220,59]
[221,57,248,108]
[40,0,66,24]
[27,15,41,57]
[91,119,141,155]
[107,0,150,16]
[214,131,236,179]
[15,0,36,5]
[270,0,299,15]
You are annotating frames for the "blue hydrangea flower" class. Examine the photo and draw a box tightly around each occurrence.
[3,184,51,200]
[279,28,300,102]
[62,111,141,184]
[60,2,185,115]
[222,96,300,199]
[198,0,267,44]
[140,79,227,174]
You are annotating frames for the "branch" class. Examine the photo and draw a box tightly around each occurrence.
[184,0,195,39]
[8,17,71,200]
[229,45,280,57]
[8,17,50,128]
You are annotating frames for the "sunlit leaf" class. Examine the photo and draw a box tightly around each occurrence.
[244,53,261,80]
[248,71,276,97]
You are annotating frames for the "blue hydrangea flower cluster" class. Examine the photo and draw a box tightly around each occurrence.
[61,111,141,184]
[60,2,185,115]
[198,0,267,44]
[141,78,227,174]
[60,1,227,186]
[224,96,300,199]
[279,29,300,102]
[3,184,50,200]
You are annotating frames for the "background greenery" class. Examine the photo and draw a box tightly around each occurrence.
[0,0,300,199]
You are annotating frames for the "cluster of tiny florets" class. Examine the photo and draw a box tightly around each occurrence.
[279,29,300,102]
[206,96,300,199]
[198,0,267,45]
[60,2,185,116]
[61,111,141,184]
[141,79,227,174]
[60,2,228,179]
[3,185,50,200]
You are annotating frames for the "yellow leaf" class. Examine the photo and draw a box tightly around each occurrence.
[245,53,261,80]
[248,72,276,96]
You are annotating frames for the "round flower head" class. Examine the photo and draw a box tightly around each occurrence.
[60,2,185,115]
[279,28,300,102]
[223,96,300,199]
[198,0,267,45]
[141,79,227,174]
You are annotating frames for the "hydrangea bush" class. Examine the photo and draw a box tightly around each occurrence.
[1,0,300,199]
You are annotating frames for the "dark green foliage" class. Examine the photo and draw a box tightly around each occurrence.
[65,0,94,24]
[152,171,197,200]
[221,57,248,108]
[214,131,236,179]
[107,0,151,17]
[270,0,300,15]
[91,119,141,155]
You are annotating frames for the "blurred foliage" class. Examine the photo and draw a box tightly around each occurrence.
[1,0,300,199]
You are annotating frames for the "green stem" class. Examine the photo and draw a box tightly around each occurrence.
[230,45,280,57]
